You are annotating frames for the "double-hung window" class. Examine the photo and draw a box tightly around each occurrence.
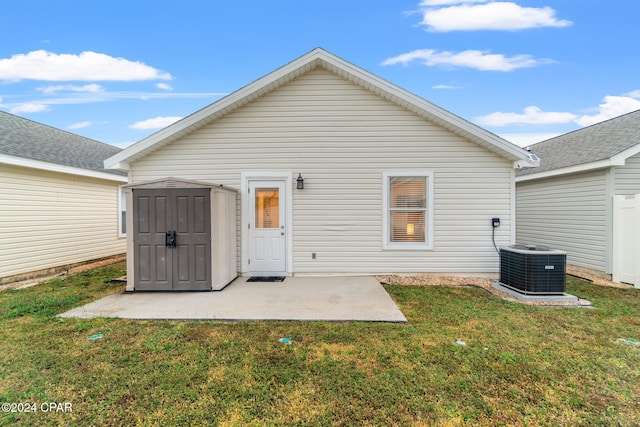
[383,172,433,249]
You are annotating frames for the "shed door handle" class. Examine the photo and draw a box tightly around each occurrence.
[166,230,177,247]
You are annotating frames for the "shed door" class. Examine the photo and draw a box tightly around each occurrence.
[133,188,211,291]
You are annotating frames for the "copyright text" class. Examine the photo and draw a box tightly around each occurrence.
[2,402,73,413]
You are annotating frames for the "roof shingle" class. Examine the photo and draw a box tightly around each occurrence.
[517,109,640,176]
[0,111,125,177]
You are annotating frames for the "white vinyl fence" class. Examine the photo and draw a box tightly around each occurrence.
[613,195,640,287]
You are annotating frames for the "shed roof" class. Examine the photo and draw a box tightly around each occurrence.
[0,111,126,180]
[105,48,538,172]
[517,109,640,180]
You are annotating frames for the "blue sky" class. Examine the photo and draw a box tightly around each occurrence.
[1,0,638,148]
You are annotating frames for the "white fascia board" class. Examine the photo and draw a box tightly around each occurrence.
[516,144,640,183]
[513,156,540,170]
[104,160,130,173]
[515,159,614,182]
[1,153,128,182]
[610,142,640,165]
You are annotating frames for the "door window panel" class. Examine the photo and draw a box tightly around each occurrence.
[255,188,279,229]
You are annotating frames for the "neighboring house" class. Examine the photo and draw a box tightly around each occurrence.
[0,111,128,283]
[516,109,640,286]
[105,48,538,292]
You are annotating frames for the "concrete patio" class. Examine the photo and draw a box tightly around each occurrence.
[59,276,407,322]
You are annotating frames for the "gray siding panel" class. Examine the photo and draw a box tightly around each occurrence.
[130,70,513,275]
[614,153,640,195]
[0,164,126,279]
[516,170,608,272]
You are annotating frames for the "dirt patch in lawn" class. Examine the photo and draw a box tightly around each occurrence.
[378,275,509,300]
[377,275,593,307]
[0,255,126,291]
[566,266,635,289]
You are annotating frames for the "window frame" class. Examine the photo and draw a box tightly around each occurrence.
[118,185,127,238]
[382,171,434,250]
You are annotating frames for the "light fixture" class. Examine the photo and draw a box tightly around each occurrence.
[406,223,415,236]
[296,173,304,190]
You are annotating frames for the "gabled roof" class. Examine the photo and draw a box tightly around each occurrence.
[105,48,538,172]
[517,109,640,181]
[0,111,126,182]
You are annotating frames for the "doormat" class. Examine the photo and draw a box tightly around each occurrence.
[246,276,286,282]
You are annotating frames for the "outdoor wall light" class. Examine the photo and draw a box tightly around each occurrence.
[296,173,304,189]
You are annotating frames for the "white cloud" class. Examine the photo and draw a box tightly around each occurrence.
[382,49,551,71]
[477,93,640,130]
[575,96,640,127]
[432,84,461,89]
[420,1,572,32]
[129,116,182,130]
[9,103,51,114]
[67,121,92,130]
[0,50,172,82]
[625,89,640,98]
[0,91,226,115]
[420,0,486,5]
[38,84,105,94]
[475,106,577,126]
[156,83,173,91]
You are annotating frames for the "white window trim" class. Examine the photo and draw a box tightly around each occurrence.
[118,185,127,238]
[383,171,434,250]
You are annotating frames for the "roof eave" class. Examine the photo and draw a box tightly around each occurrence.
[516,159,615,182]
[105,48,536,170]
[105,160,130,173]
[611,142,640,165]
[1,153,128,182]
[516,142,640,182]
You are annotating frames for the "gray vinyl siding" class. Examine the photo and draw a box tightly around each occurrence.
[130,69,513,274]
[516,170,608,272]
[614,153,640,195]
[0,164,126,279]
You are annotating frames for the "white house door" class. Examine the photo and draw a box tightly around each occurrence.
[248,180,286,275]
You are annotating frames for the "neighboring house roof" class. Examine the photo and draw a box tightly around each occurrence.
[517,109,640,181]
[105,48,539,172]
[0,111,126,182]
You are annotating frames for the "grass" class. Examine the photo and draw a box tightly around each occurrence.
[0,262,639,426]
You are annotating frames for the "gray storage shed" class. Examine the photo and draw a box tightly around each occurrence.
[124,178,237,291]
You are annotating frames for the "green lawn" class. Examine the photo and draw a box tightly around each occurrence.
[1,262,639,426]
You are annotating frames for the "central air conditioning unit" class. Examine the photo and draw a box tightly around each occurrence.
[499,245,567,295]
